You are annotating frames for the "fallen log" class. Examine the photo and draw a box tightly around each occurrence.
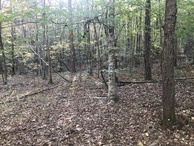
[118,77,194,86]
[0,85,60,105]
[118,80,158,86]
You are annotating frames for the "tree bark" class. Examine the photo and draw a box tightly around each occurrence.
[42,0,47,80]
[162,0,177,129]
[85,23,93,75]
[10,1,15,75]
[93,22,100,78]
[11,24,15,75]
[107,0,118,102]
[0,0,7,84]
[46,26,53,84]
[144,0,152,80]
[68,0,76,73]
[137,12,142,55]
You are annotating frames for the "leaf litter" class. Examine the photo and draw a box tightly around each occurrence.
[0,74,193,146]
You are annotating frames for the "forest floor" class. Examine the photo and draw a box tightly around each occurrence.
[0,70,194,146]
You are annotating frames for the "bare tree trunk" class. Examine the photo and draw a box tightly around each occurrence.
[68,0,76,73]
[88,25,93,75]
[0,27,7,85]
[10,1,15,75]
[107,0,118,102]
[42,0,47,80]
[46,26,53,84]
[136,12,142,55]
[162,0,177,129]
[0,0,7,84]
[76,24,82,72]
[94,23,100,78]
[0,59,3,81]
[144,0,152,80]
[11,24,15,75]
[35,13,40,76]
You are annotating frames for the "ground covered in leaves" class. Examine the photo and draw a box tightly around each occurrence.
[0,72,193,146]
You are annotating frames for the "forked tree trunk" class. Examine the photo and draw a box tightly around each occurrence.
[144,0,152,80]
[162,0,177,129]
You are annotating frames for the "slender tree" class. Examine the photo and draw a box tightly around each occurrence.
[46,26,53,84]
[68,0,76,73]
[107,0,118,102]
[144,0,152,80]
[162,0,177,128]
[93,22,100,78]
[42,0,47,80]
[11,0,15,75]
[0,0,7,84]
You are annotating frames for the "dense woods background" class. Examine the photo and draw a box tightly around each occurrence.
[0,0,194,145]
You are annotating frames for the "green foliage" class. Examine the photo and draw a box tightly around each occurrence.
[0,0,193,79]
[176,0,194,39]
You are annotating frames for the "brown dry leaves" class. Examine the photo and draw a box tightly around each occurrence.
[0,75,193,146]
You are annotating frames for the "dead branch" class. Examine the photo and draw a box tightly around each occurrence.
[100,70,108,89]
[56,72,72,83]
[118,80,158,86]
[118,77,194,86]
[175,77,194,81]
[0,85,59,105]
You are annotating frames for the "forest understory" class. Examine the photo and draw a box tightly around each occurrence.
[0,69,193,146]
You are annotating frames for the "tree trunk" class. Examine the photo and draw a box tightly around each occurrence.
[137,12,142,55]
[162,0,177,129]
[42,0,47,80]
[144,0,152,80]
[107,0,118,102]
[11,1,15,76]
[77,24,82,72]
[46,26,53,84]
[68,0,76,73]
[86,23,93,75]
[11,24,16,75]
[93,22,100,78]
[0,0,7,85]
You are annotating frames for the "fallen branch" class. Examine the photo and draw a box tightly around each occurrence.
[0,85,60,105]
[175,77,194,81]
[56,72,72,83]
[118,77,194,86]
[100,70,108,89]
[118,80,158,86]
